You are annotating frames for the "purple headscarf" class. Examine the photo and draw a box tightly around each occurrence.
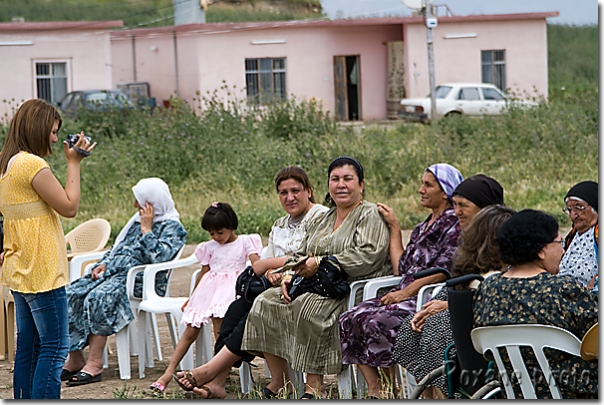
[426,163,464,200]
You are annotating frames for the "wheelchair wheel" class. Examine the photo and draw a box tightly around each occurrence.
[470,380,502,399]
[409,365,446,399]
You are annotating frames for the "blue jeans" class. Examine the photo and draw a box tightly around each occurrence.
[12,287,69,399]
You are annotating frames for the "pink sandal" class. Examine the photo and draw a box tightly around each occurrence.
[150,381,166,393]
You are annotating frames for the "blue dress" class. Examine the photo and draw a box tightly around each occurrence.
[66,220,187,351]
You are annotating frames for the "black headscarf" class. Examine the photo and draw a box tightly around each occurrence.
[452,174,504,208]
[565,181,598,212]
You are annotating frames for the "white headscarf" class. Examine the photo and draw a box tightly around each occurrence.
[109,178,181,258]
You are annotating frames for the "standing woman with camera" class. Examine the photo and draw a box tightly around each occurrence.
[0,99,94,399]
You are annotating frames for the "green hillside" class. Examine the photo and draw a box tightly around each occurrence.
[0,0,324,27]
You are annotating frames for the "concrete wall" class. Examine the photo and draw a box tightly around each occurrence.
[0,29,113,119]
[403,19,549,99]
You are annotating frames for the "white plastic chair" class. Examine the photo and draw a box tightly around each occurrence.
[65,218,111,260]
[471,324,582,399]
[337,275,445,399]
[136,253,206,378]
[80,245,186,379]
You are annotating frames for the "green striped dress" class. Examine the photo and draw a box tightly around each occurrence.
[241,200,391,375]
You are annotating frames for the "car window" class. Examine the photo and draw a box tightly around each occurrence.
[482,88,505,101]
[86,92,109,103]
[73,93,84,106]
[59,93,74,108]
[458,88,480,101]
[433,86,452,99]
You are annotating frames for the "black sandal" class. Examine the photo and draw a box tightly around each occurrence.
[262,387,278,399]
[300,392,315,399]
[60,368,79,382]
[65,371,102,386]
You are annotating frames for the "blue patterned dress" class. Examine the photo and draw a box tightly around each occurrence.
[66,220,187,351]
[340,207,460,368]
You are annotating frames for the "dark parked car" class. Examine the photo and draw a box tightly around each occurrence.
[57,89,134,117]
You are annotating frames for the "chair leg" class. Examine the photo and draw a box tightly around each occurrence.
[102,342,109,369]
[178,319,194,370]
[288,363,305,398]
[115,326,131,380]
[355,366,367,398]
[137,311,148,379]
[239,362,252,394]
[150,313,162,361]
[337,366,354,399]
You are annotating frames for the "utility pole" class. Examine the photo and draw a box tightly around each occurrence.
[424,1,437,122]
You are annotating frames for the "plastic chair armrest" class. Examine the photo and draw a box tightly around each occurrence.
[416,282,445,312]
[141,254,199,300]
[348,280,368,309]
[362,276,402,301]
[69,250,107,282]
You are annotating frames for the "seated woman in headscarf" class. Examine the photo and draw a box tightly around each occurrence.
[558,181,598,288]
[339,163,464,399]
[392,174,505,398]
[61,178,187,386]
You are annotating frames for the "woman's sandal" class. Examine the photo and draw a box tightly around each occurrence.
[149,381,166,393]
[172,371,197,392]
[261,386,278,399]
[300,392,315,399]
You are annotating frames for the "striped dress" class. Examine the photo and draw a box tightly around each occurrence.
[241,201,391,375]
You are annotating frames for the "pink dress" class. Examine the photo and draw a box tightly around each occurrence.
[181,234,262,327]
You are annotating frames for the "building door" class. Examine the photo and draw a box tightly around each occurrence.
[334,55,361,121]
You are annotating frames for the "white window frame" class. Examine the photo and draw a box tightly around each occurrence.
[245,57,286,105]
[32,59,72,103]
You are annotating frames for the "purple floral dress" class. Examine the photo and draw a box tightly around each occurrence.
[340,207,460,368]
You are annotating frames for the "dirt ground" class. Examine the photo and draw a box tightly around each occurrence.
[0,245,278,400]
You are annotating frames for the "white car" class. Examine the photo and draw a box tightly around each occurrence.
[398,83,529,122]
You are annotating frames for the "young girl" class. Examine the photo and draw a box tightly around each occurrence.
[150,202,262,393]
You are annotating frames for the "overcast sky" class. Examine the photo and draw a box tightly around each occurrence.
[321,0,599,26]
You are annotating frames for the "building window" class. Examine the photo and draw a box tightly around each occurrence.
[35,62,68,103]
[245,58,286,105]
[481,50,506,91]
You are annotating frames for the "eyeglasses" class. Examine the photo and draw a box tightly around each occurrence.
[550,239,565,247]
[562,204,586,215]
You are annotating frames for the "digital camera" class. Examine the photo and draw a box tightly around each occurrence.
[66,134,92,157]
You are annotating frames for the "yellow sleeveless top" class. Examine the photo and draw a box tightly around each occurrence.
[0,152,68,293]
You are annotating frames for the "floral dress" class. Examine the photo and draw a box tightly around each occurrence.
[473,272,598,399]
[66,220,187,351]
[340,207,460,368]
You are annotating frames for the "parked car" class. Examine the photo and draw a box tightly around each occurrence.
[398,83,535,123]
[57,89,134,117]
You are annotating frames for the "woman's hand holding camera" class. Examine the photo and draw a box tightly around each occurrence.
[63,131,96,162]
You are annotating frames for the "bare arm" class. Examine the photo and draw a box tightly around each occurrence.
[380,273,447,305]
[31,134,94,218]
[377,202,404,275]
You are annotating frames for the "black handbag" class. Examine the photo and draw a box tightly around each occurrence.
[235,265,272,303]
[287,256,350,301]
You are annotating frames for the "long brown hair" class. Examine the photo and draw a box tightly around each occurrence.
[450,204,516,290]
[0,99,61,175]
[274,166,315,203]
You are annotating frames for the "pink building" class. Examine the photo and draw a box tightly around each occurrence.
[110,12,557,121]
[0,21,123,120]
[0,13,557,122]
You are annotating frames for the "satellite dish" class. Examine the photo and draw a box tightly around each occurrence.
[401,0,426,10]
